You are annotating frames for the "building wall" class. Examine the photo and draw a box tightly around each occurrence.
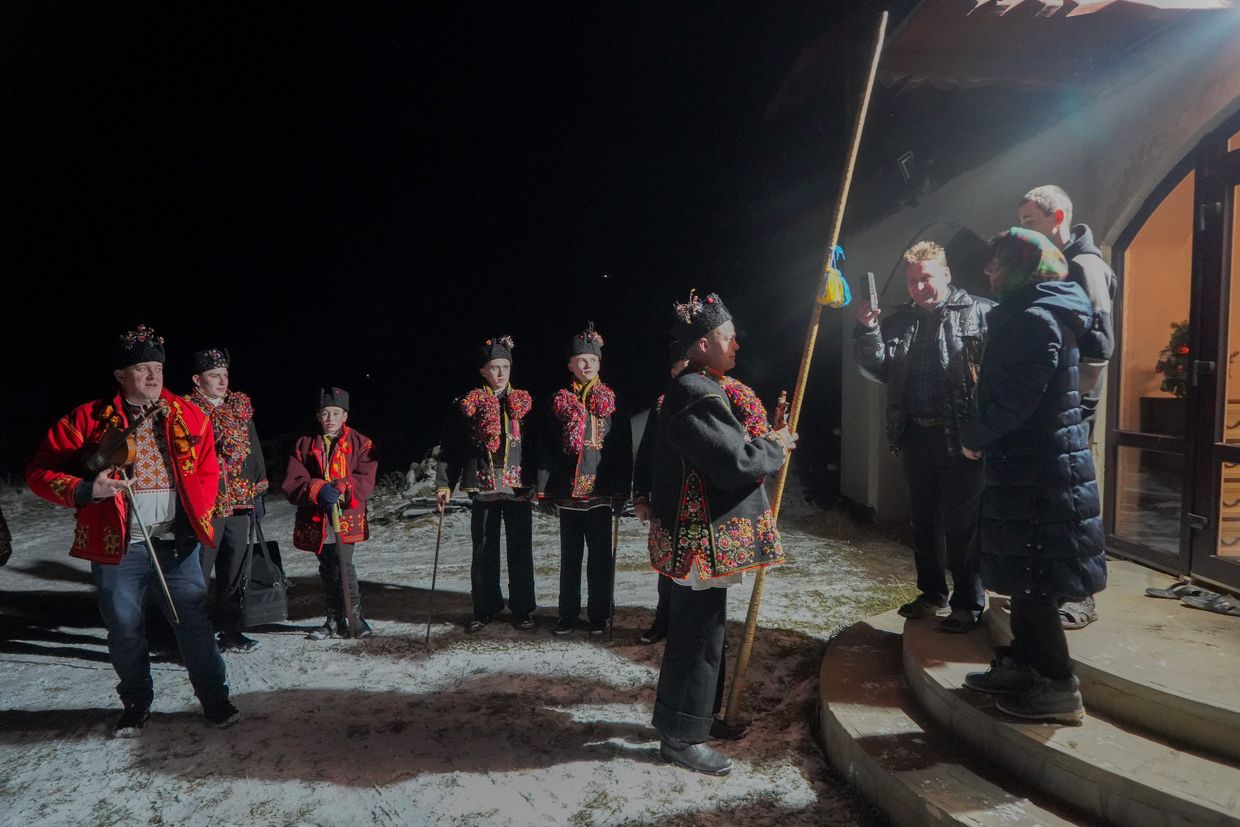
[840,14,1240,523]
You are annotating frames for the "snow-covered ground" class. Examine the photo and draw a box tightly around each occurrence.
[0,483,916,826]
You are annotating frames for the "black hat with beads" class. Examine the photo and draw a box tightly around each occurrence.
[477,335,514,367]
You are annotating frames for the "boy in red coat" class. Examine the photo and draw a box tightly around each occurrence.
[282,387,378,639]
[26,325,238,737]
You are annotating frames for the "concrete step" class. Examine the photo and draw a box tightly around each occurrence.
[902,617,1240,827]
[985,560,1240,762]
[819,610,1088,827]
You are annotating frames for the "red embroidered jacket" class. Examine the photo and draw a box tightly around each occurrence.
[26,389,220,564]
[282,426,377,553]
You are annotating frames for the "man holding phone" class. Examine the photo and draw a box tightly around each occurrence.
[853,241,993,633]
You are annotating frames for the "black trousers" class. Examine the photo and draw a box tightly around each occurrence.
[557,504,613,625]
[470,498,535,620]
[318,542,361,620]
[900,424,985,613]
[200,514,253,633]
[1010,594,1074,681]
[652,573,671,630]
[653,584,727,743]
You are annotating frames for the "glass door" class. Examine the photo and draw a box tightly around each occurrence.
[1108,115,1240,594]
[1190,131,1240,594]
[1108,167,1196,575]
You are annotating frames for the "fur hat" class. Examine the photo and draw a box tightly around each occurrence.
[477,335,514,367]
[192,347,230,374]
[115,325,166,369]
[567,322,605,359]
[671,290,732,346]
[317,386,350,411]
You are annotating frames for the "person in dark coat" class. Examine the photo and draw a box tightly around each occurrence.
[961,228,1106,724]
[187,347,269,653]
[853,241,992,631]
[647,291,796,775]
[435,336,538,632]
[632,341,691,644]
[539,323,632,636]
[1017,185,1117,631]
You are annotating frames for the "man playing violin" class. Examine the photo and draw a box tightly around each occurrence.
[26,325,239,737]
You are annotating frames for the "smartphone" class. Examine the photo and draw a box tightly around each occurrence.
[867,271,879,310]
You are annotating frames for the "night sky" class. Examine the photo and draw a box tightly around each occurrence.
[4,2,873,489]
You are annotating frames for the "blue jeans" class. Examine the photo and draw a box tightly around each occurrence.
[92,539,229,709]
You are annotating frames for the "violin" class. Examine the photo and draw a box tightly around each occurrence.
[83,401,166,476]
[773,390,789,431]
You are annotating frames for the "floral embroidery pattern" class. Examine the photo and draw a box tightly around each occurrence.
[188,389,267,515]
[570,473,597,498]
[648,519,675,570]
[476,465,524,491]
[553,380,616,455]
[679,470,707,523]
[460,388,532,455]
[717,376,772,440]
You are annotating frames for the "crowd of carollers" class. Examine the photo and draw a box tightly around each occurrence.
[854,184,1113,728]
[17,285,795,776]
[12,183,1108,775]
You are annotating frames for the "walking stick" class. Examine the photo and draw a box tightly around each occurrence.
[117,468,180,625]
[332,503,362,638]
[425,502,445,647]
[725,10,888,727]
[609,503,620,641]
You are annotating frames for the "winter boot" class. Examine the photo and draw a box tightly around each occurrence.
[203,697,241,729]
[996,675,1085,724]
[308,616,340,641]
[113,700,151,738]
[660,736,733,775]
[218,632,261,653]
[352,617,374,639]
[964,646,1048,695]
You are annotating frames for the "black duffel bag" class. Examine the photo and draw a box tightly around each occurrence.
[241,517,288,627]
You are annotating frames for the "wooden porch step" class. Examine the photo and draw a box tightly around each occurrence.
[819,611,1087,827]
[985,559,1240,761]
[902,617,1240,826]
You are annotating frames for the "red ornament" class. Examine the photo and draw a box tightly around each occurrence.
[1177,345,1190,355]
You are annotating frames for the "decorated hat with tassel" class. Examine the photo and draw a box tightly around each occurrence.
[671,290,732,345]
[567,322,605,359]
[477,335,515,367]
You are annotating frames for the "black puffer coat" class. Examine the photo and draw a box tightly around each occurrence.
[960,281,1106,600]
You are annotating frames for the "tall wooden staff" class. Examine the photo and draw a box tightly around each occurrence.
[725,11,888,727]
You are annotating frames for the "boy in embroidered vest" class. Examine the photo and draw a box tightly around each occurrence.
[632,340,691,645]
[282,387,378,639]
[187,347,269,653]
[647,293,796,775]
[436,336,538,632]
[539,323,632,637]
[26,325,238,737]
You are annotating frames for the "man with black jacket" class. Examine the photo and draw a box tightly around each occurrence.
[854,241,992,632]
[1018,185,1117,435]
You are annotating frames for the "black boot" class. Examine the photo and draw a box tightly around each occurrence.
[660,736,733,775]
[308,616,339,641]
[113,700,151,739]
